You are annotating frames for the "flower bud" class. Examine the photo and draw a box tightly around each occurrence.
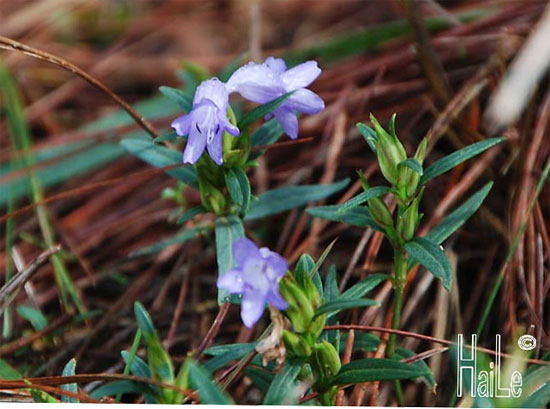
[197,177,226,215]
[302,275,322,309]
[406,138,427,198]
[282,330,311,357]
[368,196,394,228]
[312,340,341,380]
[308,313,326,340]
[397,188,423,241]
[370,113,407,185]
[279,277,314,333]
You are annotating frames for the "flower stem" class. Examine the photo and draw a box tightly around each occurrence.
[387,248,406,358]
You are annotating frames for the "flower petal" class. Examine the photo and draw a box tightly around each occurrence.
[206,131,223,165]
[273,107,298,139]
[233,238,261,267]
[241,292,266,328]
[182,128,206,164]
[217,268,244,294]
[171,114,192,136]
[193,78,228,111]
[285,89,325,115]
[280,60,321,90]
[266,288,288,310]
[220,115,240,136]
[259,248,288,279]
[265,56,287,74]
[226,62,284,103]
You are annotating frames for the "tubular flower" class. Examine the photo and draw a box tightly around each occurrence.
[226,56,325,139]
[217,238,288,328]
[171,78,239,165]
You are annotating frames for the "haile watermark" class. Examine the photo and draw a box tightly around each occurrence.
[456,334,523,399]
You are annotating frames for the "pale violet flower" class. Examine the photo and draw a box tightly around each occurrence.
[226,57,325,139]
[217,238,288,328]
[171,78,239,165]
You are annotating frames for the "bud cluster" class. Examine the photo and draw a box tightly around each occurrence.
[278,270,342,404]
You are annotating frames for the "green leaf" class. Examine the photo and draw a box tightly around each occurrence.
[158,86,193,113]
[16,305,48,331]
[133,302,156,342]
[129,226,206,257]
[306,205,382,231]
[120,138,198,187]
[245,366,274,394]
[405,237,452,291]
[61,358,78,403]
[215,215,245,304]
[225,168,251,214]
[187,361,233,404]
[339,333,380,353]
[295,254,316,289]
[250,119,284,147]
[263,357,305,404]
[0,359,21,379]
[237,91,294,130]
[121,352,152,379]
[331,358,429,385]
[204,342,256,373]
[426,182,493,245]
[338,187,392,213]
[420,138,505,185]
[322,265,340,346]
[177,206,207,225]
[153,130,180,143]
[314,298,379,318]
[245,179,349,220]
[394,348,436,392]
[398,158,423,175]
[357,122,378,153]
[340,273,388,300]
[90,380,156,400]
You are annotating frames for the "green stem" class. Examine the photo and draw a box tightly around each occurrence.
[387,248,406,358]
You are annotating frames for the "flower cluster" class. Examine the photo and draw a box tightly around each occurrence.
[171,57,324,165]
[217,238,288,327]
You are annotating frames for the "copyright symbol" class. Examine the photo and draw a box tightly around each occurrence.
[518,335,536,351]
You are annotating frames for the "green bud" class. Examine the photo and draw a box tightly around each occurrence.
[282,330,312,357]
[197,177,226,215]
[279,277,314,333]
[301,275,322,309]
[406,138,427,197]
[397,188,424,241]
[370,113,407,185]
[312,340,341,381]
[308,313,326,340]
[368,196,394,228]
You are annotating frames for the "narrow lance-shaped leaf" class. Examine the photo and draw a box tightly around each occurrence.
[159,86,193,113]
[398,158,423,175]
[61,359,78,403]
[314,298,379,318]
[338,186,392,213]
[404,237,452,291]
[120,138,198,187]
[245,179,349,220]
[187,360,233,404]
[263,357,305,405]
[420,137,505,185]
[237,91,294,130]
[331,358,429,385]
[306,204,382,231]
[215,215,245,304]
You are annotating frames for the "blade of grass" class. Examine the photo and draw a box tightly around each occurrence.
[0,62,85,314]
[115,329,142,403]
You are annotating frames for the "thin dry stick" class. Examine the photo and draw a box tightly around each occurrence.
[196,302,231,359]
[0,35,160,139]
[0,245,61,312]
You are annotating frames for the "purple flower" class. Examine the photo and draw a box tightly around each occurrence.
[171,78,239,165]
[226,57,325,139]
[217,238,288,328]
